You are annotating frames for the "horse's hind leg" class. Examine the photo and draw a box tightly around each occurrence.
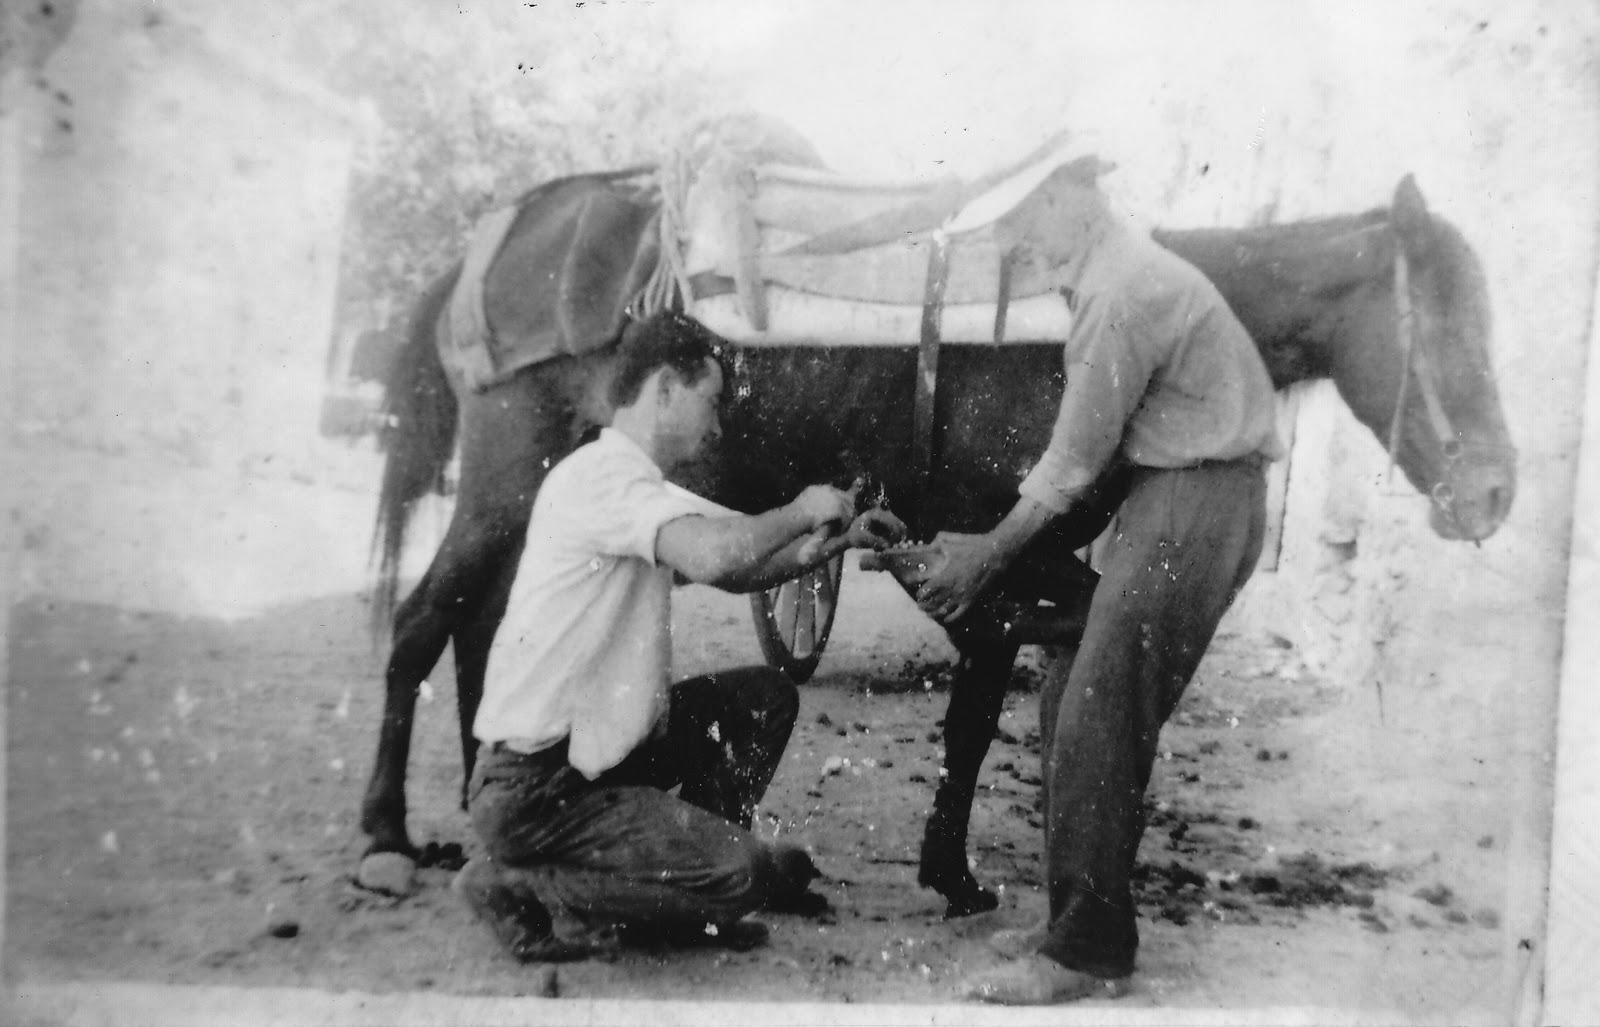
[408,574,513,874]
[359,367,582,868]
[449,553,519,811]
[361,568,453,860]
[359,518,519,861]
[918,635,1021,918]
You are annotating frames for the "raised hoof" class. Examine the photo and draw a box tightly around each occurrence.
[357,851,418,897]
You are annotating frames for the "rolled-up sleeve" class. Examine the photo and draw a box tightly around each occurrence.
[1018,293,1158,513]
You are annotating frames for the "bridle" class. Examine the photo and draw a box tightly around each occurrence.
[1382,236,1464,516]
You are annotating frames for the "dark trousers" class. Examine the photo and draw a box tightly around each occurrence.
[1038,459,1266,978]
[468,665,799,929]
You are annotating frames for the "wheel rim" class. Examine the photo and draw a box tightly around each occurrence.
[750,555,844,682]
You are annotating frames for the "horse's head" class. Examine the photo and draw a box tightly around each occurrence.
[1327,176,1516,542]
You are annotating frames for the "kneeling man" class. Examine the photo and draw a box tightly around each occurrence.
[457,310,903,961]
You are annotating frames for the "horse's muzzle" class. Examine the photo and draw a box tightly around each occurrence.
[1430,457,1516,542]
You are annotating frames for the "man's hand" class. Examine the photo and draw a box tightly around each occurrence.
[790,484,857,533]
[845,508,907,550]
[916,531,1005,622]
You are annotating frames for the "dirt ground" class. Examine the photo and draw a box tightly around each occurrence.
[6,550,1517,1020]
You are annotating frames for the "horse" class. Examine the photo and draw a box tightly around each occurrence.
[356,171,1516,917]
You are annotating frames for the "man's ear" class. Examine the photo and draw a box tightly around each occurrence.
[652,365,678,403]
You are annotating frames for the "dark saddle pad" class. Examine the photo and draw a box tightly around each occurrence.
[442,176,660,391]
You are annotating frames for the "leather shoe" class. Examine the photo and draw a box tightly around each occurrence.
[988,919,1050,959]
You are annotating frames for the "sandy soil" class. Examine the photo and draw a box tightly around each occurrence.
[6,551,1515,1020]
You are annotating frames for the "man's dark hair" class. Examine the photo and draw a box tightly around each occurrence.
[608,310,724,408]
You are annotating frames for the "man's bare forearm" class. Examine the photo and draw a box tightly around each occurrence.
[710,529,856,594]
[988,495,1063,565]
[662,505,815,586]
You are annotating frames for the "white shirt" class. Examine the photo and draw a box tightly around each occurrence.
[475,428,733,778]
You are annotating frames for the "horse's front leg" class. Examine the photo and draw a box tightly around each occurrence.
[918,632,1022,918]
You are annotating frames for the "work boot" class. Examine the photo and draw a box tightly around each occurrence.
[760,843,831,916]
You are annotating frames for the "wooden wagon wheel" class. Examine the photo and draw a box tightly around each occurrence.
[749,554,845,682]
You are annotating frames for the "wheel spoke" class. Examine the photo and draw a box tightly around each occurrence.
[773,580,798,646]
[796,573,817,656]
[748,555,846,683]
[816,559,837,609]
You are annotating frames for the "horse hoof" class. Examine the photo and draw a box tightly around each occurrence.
[943,885,1001,919]
[919,862,1000,919]
[357,851,417,897]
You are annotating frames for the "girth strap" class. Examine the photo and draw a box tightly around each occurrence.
[993,248,1016,345]
[913,231,952,517]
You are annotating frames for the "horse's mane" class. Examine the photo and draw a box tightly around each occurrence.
[1159,206,1390,251]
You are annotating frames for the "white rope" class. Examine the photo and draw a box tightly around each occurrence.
[633,114,828,322]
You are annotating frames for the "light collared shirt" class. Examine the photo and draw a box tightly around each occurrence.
[1018,222,1284,513]
[476,428,733,778]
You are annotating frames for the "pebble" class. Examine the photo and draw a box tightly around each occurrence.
[212,867,248,892]
[265,916,300,939]
[357,852,417,897]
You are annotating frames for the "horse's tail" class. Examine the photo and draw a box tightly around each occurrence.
[370,263,462,637]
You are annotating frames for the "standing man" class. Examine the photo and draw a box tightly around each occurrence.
[914,162,1283,1004]
[456,310,904,962]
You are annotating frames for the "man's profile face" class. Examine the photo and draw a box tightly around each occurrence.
[659,357,724,467]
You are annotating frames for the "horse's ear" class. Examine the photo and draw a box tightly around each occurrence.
[1392,174,1432,255]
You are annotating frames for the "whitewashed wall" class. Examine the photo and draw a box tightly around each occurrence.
[11,0,398,617]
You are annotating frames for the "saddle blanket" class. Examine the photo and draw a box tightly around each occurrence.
[441,178,660,392]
